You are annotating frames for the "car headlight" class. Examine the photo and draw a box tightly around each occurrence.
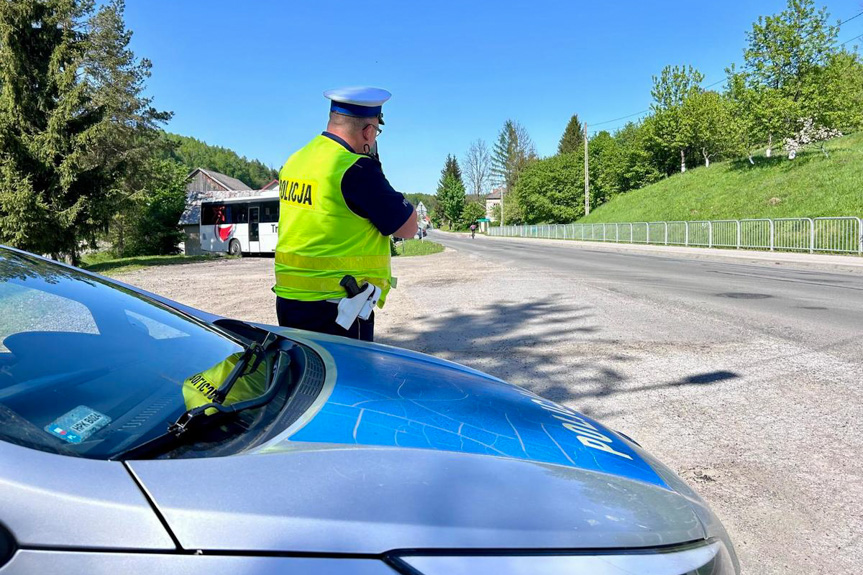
[391,538,738,575]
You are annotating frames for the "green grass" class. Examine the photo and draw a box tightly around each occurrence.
[579,132,863,223]
[80,253,223,276]
[395,239,445,256]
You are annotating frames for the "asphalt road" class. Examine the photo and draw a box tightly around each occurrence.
[429,231,863,364]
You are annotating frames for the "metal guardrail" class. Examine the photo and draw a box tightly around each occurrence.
[489,217,863,255]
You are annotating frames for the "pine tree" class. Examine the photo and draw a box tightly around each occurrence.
[557,114,584,155]
[436,155,465,228]
[491,119,536,192]
[84,0,173,256]
[0,0,93,260]
[0,0,170,262]
[441,154,463,186]
[438,174,466,229]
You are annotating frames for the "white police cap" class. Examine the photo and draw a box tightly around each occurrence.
[324,86,391,124]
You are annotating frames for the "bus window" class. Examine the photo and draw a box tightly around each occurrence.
[229,203,249,224]
[262,201,279,223]
[201,204,227,225]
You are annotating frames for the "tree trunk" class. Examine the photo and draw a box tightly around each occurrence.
[748,155,755,165]
[765,133,772,157]
[680,149,686,173]
[702,148,710,168]
[116,216,125,256]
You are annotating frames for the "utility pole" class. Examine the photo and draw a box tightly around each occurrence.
[584,121,590,216]
[500,187,505,228]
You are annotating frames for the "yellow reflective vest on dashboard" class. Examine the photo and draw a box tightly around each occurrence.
[182,353,266,412]
[273,135,393,307]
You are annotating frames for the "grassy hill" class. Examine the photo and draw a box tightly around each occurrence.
[580,132,863,223]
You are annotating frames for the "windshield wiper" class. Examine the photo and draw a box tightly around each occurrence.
[111,337,294,461]
[210,331,278,405]
[169,335,284,435]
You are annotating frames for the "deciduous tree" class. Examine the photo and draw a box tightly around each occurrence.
[460,201,486,229]
[742,0,839,155]
[463,139,492,201]
[806,50,863,133]
[513,154,584,224]
[586,131,622,204]
[650,65,704,173]
[726,67,766,163]
[120,159,188,256]
[681,91,737,168]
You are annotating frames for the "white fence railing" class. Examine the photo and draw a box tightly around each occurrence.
[489,217,863,255]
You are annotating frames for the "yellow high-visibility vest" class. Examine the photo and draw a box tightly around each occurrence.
[182,353,265,412]
[273,135,393,307]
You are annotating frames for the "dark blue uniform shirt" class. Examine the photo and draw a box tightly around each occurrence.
[322,132,414,236]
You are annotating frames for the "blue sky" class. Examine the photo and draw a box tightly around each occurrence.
[124,1,863,194]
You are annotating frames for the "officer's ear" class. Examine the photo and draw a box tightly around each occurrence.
[361,124,375,141]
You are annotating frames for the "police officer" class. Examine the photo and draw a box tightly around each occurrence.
[273,87,417,341]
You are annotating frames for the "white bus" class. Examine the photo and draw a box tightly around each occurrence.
[199,192,279,256]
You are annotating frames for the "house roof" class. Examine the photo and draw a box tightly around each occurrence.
[179,168,258,226]
[486,188,503,200]
[179,189,269,226]
[189,168,253,192]
[261,178,279,190]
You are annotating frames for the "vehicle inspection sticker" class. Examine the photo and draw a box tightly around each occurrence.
[45,406,112,444]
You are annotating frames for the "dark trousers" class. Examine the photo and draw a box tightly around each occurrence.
[276,297,375,342]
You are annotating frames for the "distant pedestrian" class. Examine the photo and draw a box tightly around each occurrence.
[470,223,476,239]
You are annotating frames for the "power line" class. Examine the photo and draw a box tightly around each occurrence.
[839,32,863,47]
[839,11,863,27]
[835,10,863,47]
[586,9,863,130]
[589,109,650,127]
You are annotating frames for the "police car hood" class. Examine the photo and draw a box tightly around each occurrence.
[272,329,667,486]
[128,329,726,553]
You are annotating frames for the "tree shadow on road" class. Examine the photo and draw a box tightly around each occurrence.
[378,294,740,420]
[378,295,632,407]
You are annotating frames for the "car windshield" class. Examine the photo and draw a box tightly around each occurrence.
[0,249,282,459]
